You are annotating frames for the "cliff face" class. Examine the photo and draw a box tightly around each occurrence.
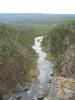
[47,45,75,100]
[56,45,75,79]
[49,76,75,100]
[54,46,75,99]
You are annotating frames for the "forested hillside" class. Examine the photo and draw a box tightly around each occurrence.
[43,20,75,72]
[0,23,37,96]
[42,20,75,99]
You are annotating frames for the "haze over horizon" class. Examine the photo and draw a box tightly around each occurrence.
[0,0,75,14]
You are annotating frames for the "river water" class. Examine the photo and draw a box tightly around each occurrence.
[27,36,53,100]
[32,36,53,88]
[9,36,53,100]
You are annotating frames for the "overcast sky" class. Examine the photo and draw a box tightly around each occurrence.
[0,0,75,14]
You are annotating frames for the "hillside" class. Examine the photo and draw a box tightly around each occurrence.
[42,20,75,99]
[43,20,75,72]
[0,23,37,98]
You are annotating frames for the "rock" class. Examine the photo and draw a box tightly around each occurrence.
[37,90,48,100]
[48,76,75,100]
[37,96,44,100]
[47,80,52,83]
[15,95,22,100]
[43,97,48,100]
[2,95,8,100]
[30,69,39,77]
[50,73,53,76]
[54,76,75,99]
[48,95,51,100]
[12,85,30,93]
[47,78,52,83]
[43,91,48,97]
[0,95,3,100]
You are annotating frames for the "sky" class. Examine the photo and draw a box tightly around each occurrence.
[0,0,75,14]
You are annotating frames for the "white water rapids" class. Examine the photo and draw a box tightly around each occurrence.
[28,36,53,100]
[32,36,53,84]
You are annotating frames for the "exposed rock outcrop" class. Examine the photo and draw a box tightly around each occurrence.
[48,45,75,100]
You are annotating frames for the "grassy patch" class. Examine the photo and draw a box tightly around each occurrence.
[9,45,19,56]
[54,57,62,72]
[21,60,37,81]
[45,52,52,60]
[18,35,29,46]
[0,53,4,64]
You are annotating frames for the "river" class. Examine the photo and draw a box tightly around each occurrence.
[9,36,53,100]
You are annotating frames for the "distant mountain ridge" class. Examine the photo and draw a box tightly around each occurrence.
[0,13,75,23]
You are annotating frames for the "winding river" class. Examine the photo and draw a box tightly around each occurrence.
[9,36,53,100]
